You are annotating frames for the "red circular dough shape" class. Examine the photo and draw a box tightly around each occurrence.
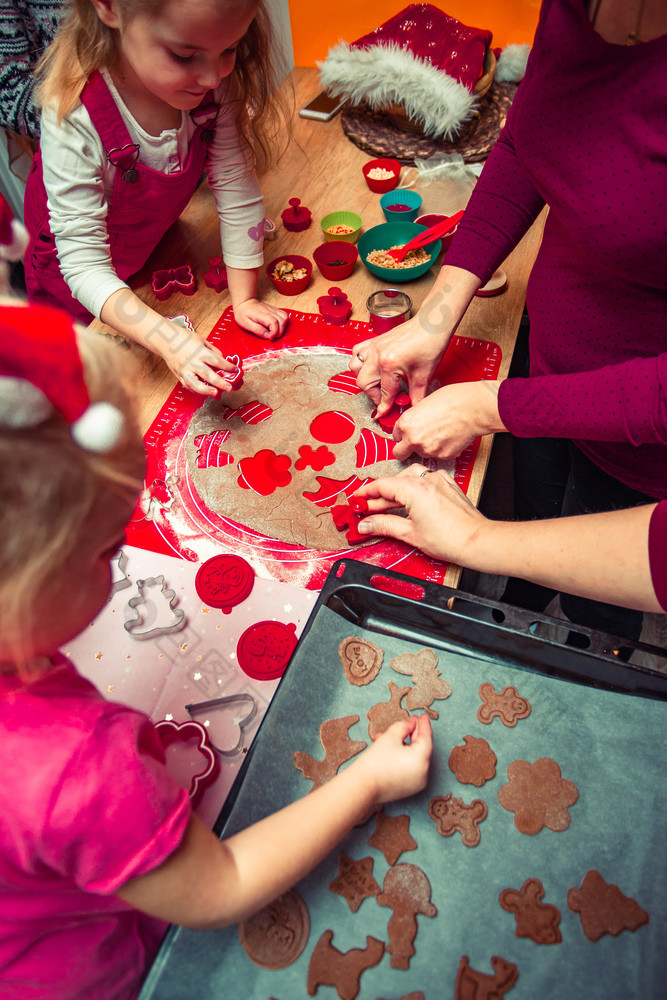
[310,410,356,444]
[236,621,298,680]
[195,554,255,613]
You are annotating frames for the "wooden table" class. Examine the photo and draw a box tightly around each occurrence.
[101,67,545,588]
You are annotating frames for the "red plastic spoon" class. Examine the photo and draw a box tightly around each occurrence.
[388,209,465,262]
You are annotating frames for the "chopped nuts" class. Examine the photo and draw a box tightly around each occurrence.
[366,245,431,269]
[272,259,308,281]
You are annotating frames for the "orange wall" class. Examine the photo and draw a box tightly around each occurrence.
[288,1,541,66]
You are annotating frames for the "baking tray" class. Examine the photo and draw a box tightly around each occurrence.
[140,560,667,1000]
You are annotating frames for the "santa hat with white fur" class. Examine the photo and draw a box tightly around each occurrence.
[318,4,494,140]
[0,303,123,452]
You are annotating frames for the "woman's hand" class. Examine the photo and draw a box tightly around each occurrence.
[348,264,483,417]
[349,312,450,416]
[354,463,487,565]
[392,381,507,461]
[233,297,288,341]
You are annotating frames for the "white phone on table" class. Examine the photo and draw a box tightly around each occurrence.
[298,90,347,121]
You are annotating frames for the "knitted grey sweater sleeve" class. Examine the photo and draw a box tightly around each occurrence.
[0,0,63,137]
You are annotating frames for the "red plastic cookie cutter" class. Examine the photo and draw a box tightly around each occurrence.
[376,391,411,432]
[203,255,228,293]
[222,353,243,389]
[236,620,298,680]
[154,719,220,808]
[195,554,255,614]
[152,264,196,301]
[168,313,195,333]
[281,197,312,232]
[317,287,352,326]
[331,496,373,545]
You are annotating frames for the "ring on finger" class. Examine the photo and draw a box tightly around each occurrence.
[418,469,433,478]
[356,353,365,363]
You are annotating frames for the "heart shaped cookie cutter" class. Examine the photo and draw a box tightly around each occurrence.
[185,693,257,757]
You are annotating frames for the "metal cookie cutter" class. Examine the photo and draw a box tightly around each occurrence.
[185,694,257,757]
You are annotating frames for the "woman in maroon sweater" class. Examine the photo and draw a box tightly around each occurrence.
[351,0,667,640]
[354,467,667,616]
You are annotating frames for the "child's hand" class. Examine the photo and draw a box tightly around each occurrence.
[159,321,238,396]
[354,714,433,809]
[233,298,289,341]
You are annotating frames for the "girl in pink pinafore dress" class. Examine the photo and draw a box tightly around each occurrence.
[24,0,290,397]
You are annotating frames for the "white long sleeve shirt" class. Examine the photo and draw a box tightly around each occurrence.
[39,70,265,318]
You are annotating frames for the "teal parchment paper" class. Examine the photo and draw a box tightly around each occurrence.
[140,606,666,999]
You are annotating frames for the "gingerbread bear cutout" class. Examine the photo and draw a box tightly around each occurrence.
[499,878,562,944]
[376,863,437,970]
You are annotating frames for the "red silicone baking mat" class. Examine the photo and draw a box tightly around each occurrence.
[126,306,501,589]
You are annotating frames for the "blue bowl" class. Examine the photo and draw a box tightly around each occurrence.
[358,222,441,283]
[379,189,423,223]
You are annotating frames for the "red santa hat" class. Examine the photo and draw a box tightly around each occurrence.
[0,303,123,452]
[318,4,493,140]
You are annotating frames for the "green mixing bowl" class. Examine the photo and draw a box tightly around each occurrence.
[358,222,441,282]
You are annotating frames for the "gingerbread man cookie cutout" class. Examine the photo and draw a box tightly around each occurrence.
[389,648,451,718]
[499,878,562,944]
[428,793,488,847]
[477,682,531,727]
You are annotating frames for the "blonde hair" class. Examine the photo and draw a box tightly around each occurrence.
[0,322,144,677]
[36,0,291,165]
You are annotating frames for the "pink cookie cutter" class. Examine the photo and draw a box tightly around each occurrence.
[154,719,220,808]
[152,264,196,301]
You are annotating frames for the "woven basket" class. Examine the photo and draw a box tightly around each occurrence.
[382,47,497,134]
